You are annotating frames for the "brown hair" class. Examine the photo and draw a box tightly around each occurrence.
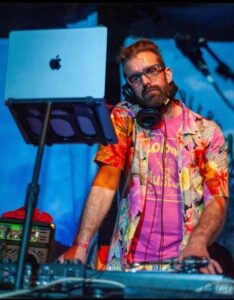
[118,38,165,67]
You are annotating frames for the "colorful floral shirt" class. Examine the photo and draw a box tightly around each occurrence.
[95,100,229,270]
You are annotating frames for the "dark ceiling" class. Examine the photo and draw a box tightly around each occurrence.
[1,3,233,103]
[1,3,234,40]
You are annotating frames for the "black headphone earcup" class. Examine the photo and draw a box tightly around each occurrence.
[136,108,162,129]
[122,83,136,102]
[124,80,178,129]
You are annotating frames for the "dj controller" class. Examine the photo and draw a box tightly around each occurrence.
[0,218,233,298]
[0,261,234,299]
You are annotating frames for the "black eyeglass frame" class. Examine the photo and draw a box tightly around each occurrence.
[125,63,166,87]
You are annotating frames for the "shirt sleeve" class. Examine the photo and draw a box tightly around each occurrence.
[95,104,134,171]
[203,122,229,201]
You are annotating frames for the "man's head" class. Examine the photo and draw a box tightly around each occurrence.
[119,39,173,108]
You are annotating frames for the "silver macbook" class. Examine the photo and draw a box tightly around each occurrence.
[5,26,107,100]
[4,27,117,145]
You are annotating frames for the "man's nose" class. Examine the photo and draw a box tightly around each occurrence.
[141,74,151,85]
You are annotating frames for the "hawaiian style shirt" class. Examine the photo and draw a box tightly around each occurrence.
[95,100,229,270]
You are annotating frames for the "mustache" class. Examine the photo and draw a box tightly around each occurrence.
[142,86,163,97]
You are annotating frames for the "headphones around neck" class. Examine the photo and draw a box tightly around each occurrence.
[122,80,178,129]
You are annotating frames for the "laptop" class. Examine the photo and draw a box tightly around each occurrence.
[4,27,117,145]
[5,27,107,100]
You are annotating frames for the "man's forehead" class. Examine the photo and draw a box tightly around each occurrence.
[124,52,159,74]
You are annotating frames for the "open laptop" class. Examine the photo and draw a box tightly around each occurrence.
[5,27,107,100]
[4,27,117,145]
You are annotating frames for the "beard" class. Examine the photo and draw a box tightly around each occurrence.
[138,84,170,108]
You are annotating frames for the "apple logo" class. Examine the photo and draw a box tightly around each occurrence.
[49,55,61,70]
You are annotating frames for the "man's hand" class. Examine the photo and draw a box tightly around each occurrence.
[180,197,228,275]
[180,240,223,274]
[58,245,87,264]
[57,166,121,265]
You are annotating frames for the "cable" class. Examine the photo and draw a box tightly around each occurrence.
[143,162,158,262]
[141,117,167,264]
[140,119,167,264]
[143,119,167,263]
[158,118,167,263]
[0,277,126,299]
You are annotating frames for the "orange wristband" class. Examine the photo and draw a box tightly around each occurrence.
[73,241,89,250]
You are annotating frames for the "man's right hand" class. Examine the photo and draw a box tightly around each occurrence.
[58,245,87,264]
[57,165,120,265]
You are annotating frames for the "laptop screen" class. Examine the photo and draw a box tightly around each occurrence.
[5,27,107,100]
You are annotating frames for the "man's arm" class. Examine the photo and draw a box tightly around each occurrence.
[180,196,228,274]
[58,165,121,263]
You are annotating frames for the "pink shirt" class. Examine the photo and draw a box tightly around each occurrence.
[130,113,183,262]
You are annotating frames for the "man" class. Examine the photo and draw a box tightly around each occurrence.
[59,39,229,274]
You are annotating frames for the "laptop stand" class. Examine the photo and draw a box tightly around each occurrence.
[4,99,117,289]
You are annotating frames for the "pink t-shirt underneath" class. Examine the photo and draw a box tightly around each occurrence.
[130,113,183,262]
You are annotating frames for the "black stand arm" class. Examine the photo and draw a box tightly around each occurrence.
[15,102,52,289]
[198,38,234,81]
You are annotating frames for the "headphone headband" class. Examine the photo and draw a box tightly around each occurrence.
[122,81,178,129]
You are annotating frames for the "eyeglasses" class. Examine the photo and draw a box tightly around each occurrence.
[126,64,165,87]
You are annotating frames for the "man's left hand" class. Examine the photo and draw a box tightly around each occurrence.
[180,242,223,274]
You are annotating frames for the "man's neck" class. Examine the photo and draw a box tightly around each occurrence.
[164,100,182,120]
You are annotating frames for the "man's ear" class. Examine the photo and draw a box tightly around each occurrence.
[165,67,173,84]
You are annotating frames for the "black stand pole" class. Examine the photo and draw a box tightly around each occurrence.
[198,38,234,112]
[198,39,234,82]
[15,102,52,289]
